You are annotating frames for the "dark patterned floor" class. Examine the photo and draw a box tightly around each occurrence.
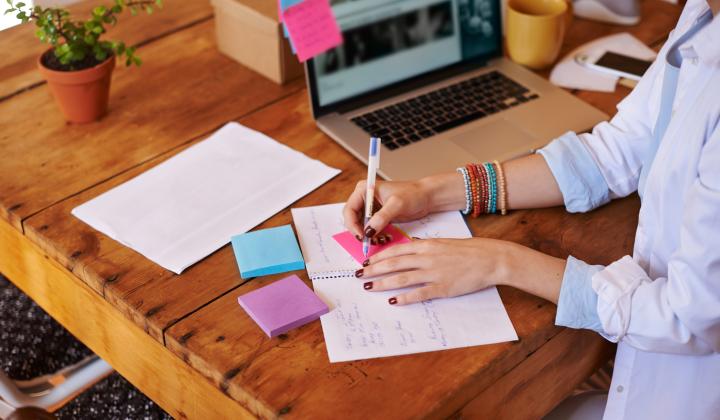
[0,274,172,419]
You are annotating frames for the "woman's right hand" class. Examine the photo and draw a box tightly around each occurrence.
[342,173,467,238]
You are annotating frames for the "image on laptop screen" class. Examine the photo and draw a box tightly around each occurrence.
[312,0,501,107]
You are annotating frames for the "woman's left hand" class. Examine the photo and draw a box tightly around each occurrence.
[355,237,566,305]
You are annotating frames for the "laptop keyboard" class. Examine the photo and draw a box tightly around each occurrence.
[350,71,539,150]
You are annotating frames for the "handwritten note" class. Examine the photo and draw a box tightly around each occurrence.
[291,203,518,363]
[282,0,343,62]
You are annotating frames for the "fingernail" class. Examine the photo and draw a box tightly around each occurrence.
[378,236,387,245]
[365,227,376,238]
[388,297,398,305]
[363,282,373,290]
[355,269,363,278]
[370,237,378,245]
[362,259,370,267]
[355,234,362,241]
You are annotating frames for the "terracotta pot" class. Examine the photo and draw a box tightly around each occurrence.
[37,51,116,124]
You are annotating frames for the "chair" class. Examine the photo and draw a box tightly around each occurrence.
[0,275,112,418]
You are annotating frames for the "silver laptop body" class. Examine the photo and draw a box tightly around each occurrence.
[306,0,608,181]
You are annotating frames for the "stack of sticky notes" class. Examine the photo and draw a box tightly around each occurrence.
[278,0,343,62]
[237,275,329,337]
[231,224,305,279]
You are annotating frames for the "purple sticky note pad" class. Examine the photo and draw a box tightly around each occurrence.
[237,275,329,338]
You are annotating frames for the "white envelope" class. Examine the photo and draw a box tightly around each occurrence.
[73,122,341,274]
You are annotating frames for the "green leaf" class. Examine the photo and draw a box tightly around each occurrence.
[15,1,24,7]
[95,49,107,61]
[155,0,163,8]
[92,5,106,16]
[132,56,142,66]
[145,6,152,15]
[3,9,12,15]
[92,24,103,34]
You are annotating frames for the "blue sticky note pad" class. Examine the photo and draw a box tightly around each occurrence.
[280,0,303,53]
[231,225,305,279]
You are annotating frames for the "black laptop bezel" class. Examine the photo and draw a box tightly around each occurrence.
[306,1,503,119]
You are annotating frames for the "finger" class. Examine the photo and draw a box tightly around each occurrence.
[362,255,426,278]
[366,271,427,292]
[365,196,404,238]
[368,240,427,265]
[343,181,367,237]
[391,285,444,306]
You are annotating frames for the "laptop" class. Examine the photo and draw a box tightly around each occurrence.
[305,0,608,180]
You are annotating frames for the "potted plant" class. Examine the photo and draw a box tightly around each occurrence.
[4,0,162,123]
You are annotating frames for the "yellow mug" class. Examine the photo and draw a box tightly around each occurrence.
[506,0,568,70]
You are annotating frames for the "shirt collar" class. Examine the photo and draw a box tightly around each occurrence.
[689,7,720,64]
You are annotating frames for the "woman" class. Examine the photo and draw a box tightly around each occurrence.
[342,0,720,418]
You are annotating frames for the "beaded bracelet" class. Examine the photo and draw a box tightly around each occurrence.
[485,162,497,214]
[466,163,479,217]
[456,167,472,215]
[493,160,507,215]
[457,161,508,217]
[474,163,488,217]
[467,163,481,218]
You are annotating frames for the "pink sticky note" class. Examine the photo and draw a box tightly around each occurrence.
[282,0,343,62]
[332,225,411,264]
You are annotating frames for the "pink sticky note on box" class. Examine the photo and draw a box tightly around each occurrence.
[237,275,329,338]
[282,0,343,62]
[332,225,411,264]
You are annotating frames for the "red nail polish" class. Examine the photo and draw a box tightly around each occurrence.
[365,227,376,238]
[355,234,362,241]
[363,282,373,290]
[388,297,397,305]
[362,259,370,267]
[355,269,363,278]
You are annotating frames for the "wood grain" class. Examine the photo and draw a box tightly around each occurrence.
[457,329,615,419]
[4,0,681,418]
[161,90,639,419]
[0,19,304,231]
[0,0,213,102]
[0,218,254,420]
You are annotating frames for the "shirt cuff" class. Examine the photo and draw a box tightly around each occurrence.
[556,256,605,333]
[537,132,611,213]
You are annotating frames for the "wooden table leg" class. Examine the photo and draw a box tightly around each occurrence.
[0,220,254,420]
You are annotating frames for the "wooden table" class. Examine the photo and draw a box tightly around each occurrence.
[0,1,681,418]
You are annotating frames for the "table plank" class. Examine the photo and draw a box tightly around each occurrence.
[161,90,637,419]
[0,0,213,102]
[0,218,254,420]
[0,19,304,231]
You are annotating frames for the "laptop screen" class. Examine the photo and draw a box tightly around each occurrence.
[309,0,502,111]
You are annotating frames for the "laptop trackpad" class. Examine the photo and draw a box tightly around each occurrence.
[449,119,540,161]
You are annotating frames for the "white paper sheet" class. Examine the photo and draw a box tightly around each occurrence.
[550,32,657,92]
[72,122,341,274]
[291,203,518,363]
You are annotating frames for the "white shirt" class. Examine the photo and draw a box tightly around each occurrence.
[538,1,720,418]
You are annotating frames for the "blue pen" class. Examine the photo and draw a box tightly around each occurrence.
[362,137,381,258]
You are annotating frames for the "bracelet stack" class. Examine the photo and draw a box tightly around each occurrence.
[457,161,507,217]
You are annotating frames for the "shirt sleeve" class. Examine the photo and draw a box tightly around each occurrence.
[555,256,605,333]
[592,127,720,355]
[537,132,611,213]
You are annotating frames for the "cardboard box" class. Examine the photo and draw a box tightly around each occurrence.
[211,0,304,84]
